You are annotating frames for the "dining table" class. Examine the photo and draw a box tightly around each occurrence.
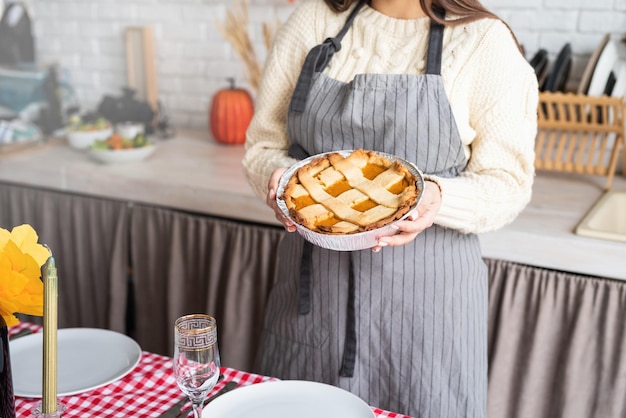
[9,322,411,418]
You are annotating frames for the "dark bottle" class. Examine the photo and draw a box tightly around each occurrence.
[0,316,16,418]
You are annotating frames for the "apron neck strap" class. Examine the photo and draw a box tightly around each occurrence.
[289,0,368,113]
[425,6,446,75]
[290,2,446,114]
[334,0,368,45]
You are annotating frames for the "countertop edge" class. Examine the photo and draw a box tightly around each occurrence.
[1,129,625,281]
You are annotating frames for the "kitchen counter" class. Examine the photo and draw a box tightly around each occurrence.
[480,171,626,281]
[0,129,276,225]
[1,128,625,281]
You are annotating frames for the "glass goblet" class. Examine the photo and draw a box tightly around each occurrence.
[173,314,220,418]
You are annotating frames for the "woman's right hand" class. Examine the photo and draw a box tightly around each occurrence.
[266,168,297,232]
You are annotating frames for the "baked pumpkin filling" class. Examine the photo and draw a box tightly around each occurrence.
[281,149,419,234]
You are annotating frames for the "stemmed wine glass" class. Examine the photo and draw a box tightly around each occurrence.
[173,314,221,418]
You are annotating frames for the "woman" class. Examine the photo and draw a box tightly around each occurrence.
[242,0,538,416]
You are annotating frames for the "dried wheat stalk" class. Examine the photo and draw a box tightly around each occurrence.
[263,19,282,52]
[215,0,281,93]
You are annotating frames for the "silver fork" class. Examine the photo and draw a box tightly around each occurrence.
[161,380,238,418]
[9,328,33,340]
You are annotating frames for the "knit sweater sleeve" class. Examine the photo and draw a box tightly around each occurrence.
[242,0,327,200]
[428,20,538,234]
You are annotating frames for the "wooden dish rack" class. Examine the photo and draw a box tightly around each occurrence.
[535,92,626,189]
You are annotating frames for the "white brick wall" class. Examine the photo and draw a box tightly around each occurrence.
[17,0,626,130]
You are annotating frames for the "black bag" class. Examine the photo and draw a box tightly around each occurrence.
[0,2,35,66]
[96,87,155,134]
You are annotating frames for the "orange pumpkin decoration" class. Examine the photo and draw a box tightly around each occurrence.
[209,78,254,145]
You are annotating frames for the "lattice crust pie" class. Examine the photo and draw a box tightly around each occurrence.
[281,149,420,234]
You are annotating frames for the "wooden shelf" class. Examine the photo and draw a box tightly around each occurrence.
[535,92,625,190]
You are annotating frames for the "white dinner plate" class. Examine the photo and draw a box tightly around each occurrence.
[10,328,142,397]
[578,33,610,94]
[586,37,626,98]
[202,380,376,418]
[587,38,618,96]
[87,143,156,164]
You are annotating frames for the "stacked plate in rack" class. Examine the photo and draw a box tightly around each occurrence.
[581,34,626,98]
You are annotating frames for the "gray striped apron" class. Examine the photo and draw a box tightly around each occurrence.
[256,2,488,417]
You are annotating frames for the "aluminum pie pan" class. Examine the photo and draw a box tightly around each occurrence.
[276,150,424,251]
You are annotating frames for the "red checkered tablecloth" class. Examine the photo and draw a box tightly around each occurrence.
[9,323,410,418]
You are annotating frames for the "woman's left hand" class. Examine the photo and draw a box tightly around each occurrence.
[372,180,442,252]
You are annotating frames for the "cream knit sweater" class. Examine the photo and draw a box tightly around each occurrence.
[242,0,538,234]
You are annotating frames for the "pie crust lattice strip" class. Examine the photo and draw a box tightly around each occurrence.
[281,149,420,234]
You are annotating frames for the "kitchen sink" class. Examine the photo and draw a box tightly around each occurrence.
[576,189,626,243]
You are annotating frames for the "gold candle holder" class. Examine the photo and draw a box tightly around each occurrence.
[42,256,58,414]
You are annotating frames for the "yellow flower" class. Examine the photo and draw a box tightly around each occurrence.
[0,224,48,326]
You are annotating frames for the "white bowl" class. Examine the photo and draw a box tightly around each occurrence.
[116,122,144,140]
[67,128,113,149]
[277,150,424,251]
[88,144,156,164]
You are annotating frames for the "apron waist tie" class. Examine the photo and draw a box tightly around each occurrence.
[298,246,357,377]
[339,254,357,377]
[298,241,313,315]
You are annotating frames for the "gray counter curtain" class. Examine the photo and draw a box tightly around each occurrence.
[4,181,626,415]
[487,258,626,418]
[1,182,285,371]
[0,182,129,332]
[129,204,285,371]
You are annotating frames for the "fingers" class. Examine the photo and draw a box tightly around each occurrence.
[372,218,418,250]
[371,241,388,253]
[265,186,277,208]
[271,191,297,232]
[266,168,296,232]
[373,180,442,251]
[266,169,284,205]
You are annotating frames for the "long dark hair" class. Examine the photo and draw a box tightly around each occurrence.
[323,0,497,24]
[323,0,521,50]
